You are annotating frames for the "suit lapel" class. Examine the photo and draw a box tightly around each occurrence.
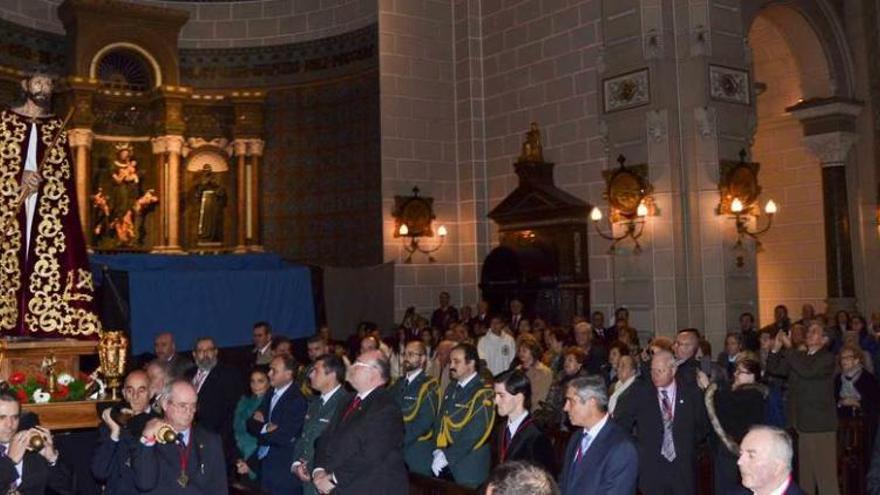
[570,422,614,488]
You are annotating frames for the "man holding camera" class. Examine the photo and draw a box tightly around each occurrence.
[92,369,157,494]
[133,379,227,494]
[0,390,72,494]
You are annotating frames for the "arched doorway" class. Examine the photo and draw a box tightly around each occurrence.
[747,5,834,325]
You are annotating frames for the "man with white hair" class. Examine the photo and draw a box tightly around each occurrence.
[737,426,805,495]
[573,321,606,375]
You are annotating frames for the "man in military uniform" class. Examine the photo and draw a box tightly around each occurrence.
[431,343,495,488]
[291,354,350,495]
[389,340,438,475]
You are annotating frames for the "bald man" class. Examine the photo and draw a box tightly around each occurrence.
[92,370,159,493]
[152,332,193,379]
[134,380,227,494]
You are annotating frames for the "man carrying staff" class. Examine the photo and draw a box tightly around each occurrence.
[0,69,100,338]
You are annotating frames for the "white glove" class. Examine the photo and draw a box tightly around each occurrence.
[431,450,448,476]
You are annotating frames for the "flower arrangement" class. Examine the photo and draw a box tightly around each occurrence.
[6,371,91,404]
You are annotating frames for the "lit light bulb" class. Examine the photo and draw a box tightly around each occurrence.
[437,225,448,237]
[730,198,744,214]
[764,199,777,215]
[636,201,648,218]
[590,207,602,222]
[398,224,409,236]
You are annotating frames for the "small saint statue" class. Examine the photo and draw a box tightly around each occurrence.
[518,122,543,162]
[195,164,227,245]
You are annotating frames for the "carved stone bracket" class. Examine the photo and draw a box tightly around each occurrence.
[694,106,717,140]
[646,109,667,143]
[801,132,859,167]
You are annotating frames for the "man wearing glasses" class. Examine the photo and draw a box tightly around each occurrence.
[135,379,228,494]
[311,350,407,494]
[389,340,438,475]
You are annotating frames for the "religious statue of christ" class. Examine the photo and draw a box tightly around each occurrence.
[0,71,101,339]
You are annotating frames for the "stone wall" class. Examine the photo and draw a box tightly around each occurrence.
[0,0,376,48]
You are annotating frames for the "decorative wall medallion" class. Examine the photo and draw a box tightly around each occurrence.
[709,65,750,104]
[603,69,650,113]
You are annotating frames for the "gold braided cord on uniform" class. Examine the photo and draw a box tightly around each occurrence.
[0,111,26,330]
[25,119,99,336]
[403,377,438,423]
[436,387,495,451]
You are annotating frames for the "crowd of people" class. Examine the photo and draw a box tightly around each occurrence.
[14,298,878,494]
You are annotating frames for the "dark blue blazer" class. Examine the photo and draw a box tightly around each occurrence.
[558,419,638,495]
[246,383,308,495]
[131,425,227,495]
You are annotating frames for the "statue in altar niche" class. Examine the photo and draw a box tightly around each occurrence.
[91,143,158,248]
[518,122,544,162]
[0,70,100,338]
[194,164,226,245]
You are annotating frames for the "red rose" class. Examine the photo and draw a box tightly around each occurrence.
[15,389,27,403]
[9,372,25,385]
[35,373,47,385]
[52,385,69,400]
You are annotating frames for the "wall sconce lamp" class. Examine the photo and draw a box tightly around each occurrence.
[718,149,777,267]
[392,187,447,263]
[589,155,656,254]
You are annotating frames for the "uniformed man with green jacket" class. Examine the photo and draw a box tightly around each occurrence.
[431,342,495,488]
[389,340,438,475]
[291,354,351,495]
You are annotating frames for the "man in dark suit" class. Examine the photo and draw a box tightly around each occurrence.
[0,391,72,494]
[311,350,407,494]
[431,292,459,331]
[492,370,555,474]
[133,380,227,494]
[614,349,708,495]
[558,375,637,495]
[291,354,351,495]
[389,340,438,475]
[92,369,158,494]
[573,322,607,375]
[152,332,194,379]
[247,355,308,495]
[189,336,244,465]
[738,426,806,495]
[673,328,701,388]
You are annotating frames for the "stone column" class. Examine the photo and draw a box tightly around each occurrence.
[67,128,93,240]
[246,139,264,251]
[790,99,861,313]
[233,139,248,253]
[165,136,185,253]
[802,131,859,313]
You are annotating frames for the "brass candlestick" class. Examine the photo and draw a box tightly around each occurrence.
[98,331,128,400]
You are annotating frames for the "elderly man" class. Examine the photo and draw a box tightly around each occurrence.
[153,332,193,379]
[0,391,71,493]
[311,350,407,494]
[615,349,708,495]
[432,343,495,488]
[738,426,805,495]
[93,370,157,493]
[146,359,170,415]
[573,321,606,375]
[559,375,637,494]
[134,380,227,494]
[291,354,351,495]
[252,322,274,366]
[247,355,308,495]
[765,323,837,495]
[608,354,637,415]
[390,340,438,476]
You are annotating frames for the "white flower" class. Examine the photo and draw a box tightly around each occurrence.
[57,373,75,386]
[32,389,51,404]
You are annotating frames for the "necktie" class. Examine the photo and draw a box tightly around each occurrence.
[573,430,590,464]
[660,390,676,462]
[192,369,207,392]
[257,392,283,459]
[342,397,362,421]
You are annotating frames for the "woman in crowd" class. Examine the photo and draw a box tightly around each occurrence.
[603,341,630,386]
[516,334,553,409]
[493,370,556,474]
[233,366,271,482]
[541,327,567,376]
[836,343,880,465]
[534,346,588,430]
[716,332,742,379]
[699,354,767,495]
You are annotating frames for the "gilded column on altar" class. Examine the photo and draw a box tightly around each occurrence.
[233,139,249,252]
[151,137,169,250]
[246,139,264,251]
[165,136,185,253]
[67,128,93,240]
